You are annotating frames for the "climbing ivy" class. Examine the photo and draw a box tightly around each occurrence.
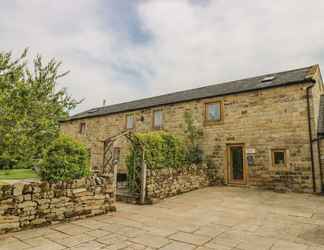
[184,111,204,165]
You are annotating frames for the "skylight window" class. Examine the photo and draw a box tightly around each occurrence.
[87,108,98,113]
[261,76,275,82]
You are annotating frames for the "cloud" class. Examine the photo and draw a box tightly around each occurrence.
[1,0,324,114]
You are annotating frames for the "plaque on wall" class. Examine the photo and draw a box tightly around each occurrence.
[247,154,254,166]
[246,148,256,154]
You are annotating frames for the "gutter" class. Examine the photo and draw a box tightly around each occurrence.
[306,84,317,193]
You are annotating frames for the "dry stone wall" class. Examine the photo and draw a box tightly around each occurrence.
[146,165,219,202]
[0,175,115,234]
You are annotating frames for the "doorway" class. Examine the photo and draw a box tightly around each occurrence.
[227,144,246,185]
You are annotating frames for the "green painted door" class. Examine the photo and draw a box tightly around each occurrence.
[228,145,246,184]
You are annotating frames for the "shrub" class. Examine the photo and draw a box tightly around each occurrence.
[126,132,187,170]
[126,132,187,192]
[40,135,90,182]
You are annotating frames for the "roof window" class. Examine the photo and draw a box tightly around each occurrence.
[261,76,275,82]
[87,108,98,113]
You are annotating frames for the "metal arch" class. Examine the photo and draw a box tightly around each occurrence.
[101,130,146,203]
[101,130,132,176]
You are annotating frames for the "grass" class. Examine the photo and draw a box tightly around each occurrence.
[0,169,39,181]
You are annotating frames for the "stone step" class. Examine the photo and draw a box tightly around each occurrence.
[116,190,140,204]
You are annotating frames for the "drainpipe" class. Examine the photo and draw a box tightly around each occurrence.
[306,85,316,193]
[316,137,324,193]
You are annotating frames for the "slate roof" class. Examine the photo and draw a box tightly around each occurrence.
[318,95,324,135]
[65,65,316,121]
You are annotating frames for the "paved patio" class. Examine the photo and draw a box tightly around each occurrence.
[1,186,324,250]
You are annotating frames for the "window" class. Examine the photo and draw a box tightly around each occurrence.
[113,147,120,163]
[205,102,222,122]
[79,122,86,134]
[153,110,163,129]
[126,114,134,129]
[272,149,287,167]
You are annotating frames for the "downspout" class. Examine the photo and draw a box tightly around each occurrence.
[306,85,316,193]
[316,137,324,193]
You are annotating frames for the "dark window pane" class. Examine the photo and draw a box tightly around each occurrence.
[231,147,243,180]
[274,151,285,165]
[79,123,86,134]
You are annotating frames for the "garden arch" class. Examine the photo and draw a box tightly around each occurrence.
[101,130,147,204]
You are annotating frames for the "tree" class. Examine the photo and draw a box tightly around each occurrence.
[0,49,78,169]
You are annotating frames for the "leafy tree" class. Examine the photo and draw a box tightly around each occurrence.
[0,49,78,169]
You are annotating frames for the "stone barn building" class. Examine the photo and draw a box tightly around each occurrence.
[61,65,324,194]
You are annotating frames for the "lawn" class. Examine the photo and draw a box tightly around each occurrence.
[0,169,39,182]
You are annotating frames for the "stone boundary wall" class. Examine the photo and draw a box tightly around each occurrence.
[0,175,115,234]
[146,165,215,202]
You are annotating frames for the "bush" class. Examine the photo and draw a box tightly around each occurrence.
[40,135,90,182]
[126,132,187,192]
[126,132,187,170]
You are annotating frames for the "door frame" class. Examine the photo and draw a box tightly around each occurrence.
[226,143,247,185]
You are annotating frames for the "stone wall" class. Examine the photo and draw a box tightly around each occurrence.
[146,165,217,202]
[0,175,115,234]
[61,79,324,193]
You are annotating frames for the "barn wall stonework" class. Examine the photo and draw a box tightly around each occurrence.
[61,82,323,193]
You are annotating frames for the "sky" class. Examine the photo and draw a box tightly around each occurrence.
[1,0,324,114]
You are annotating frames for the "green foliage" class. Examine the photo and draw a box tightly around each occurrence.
[184,112,204,164]
[126,132,187,170]
[126,112,205,183]
[126,132,187,192]
[39,135,90,182]
[0,49,78,170]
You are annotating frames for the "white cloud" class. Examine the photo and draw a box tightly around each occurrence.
[137,0,324,92]
[1,0,324,114]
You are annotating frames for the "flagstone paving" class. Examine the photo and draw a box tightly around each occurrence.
[1,186,324,250]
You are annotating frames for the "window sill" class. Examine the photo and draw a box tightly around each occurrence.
[270,165,289,171]
[203,120,224,126]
